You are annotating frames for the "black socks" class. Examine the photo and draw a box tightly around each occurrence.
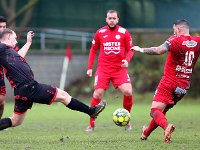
[0,118,12,130]
[66,98,94,116]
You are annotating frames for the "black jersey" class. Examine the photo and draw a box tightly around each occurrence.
[0,43,34,87]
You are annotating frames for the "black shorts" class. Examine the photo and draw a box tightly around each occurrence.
[14,81,57,114]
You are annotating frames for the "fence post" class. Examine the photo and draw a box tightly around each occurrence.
[40,32,46,50]
[81,35,87,53]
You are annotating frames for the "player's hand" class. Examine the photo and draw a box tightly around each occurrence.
[131,46,144,53]
[27,31,34,43]
[121,59,128,68]
[87,69,93,77]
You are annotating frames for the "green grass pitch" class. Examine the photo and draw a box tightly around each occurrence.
[1,97,200,150]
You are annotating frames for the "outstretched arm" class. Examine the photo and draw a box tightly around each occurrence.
[18,31,34,58]
[132,43,168,55]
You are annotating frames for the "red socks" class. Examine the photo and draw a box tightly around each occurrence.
[123,95,133,112]
[144,119,158,136]
[150,108,168,130]
[89,97,101,127]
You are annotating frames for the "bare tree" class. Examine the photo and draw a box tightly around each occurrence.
[0,0,39,37]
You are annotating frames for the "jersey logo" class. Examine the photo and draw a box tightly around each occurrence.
[103,35,108,38]
[99,29,107,33]
[104,50,120,54]
[182,40,197,48]
[115,35,120,40]
[103,42,121,54]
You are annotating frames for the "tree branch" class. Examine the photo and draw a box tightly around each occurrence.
[7,0,39,25]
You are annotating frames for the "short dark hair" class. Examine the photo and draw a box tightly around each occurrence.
[106,9,119,18]
[0,28,13,39]
[174,19,189,28]
[0,16,7,23]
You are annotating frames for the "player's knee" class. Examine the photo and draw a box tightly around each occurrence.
[150,108,161,118]
[56,89,71,105]
[150,108,156,118]
[93,91,104,99]
[123,90,132,96]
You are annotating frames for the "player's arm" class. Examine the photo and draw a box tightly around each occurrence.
[18,31,34,58]
[122,31,134,68]
[87,32,99,77]
[132,42,169,55]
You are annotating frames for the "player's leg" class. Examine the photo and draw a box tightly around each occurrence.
[162,97,186,143]
[89,97,101,130]
[141,110,167,141]
[23,82,105,121]
[151,101,176,143]
[141,119,158,141]
[86,88,105,132]
[118,83,133,112]
[86,70,109,132]
[147,78,177,142]
[115,70,133,131]
[0,112,26,130]
[49,88,105,118]
[142,84,182,142]
[29,82,105,118]
[161,91,185,142]
[150,101,168,130]
[10,113,26,127]
[118,83,133,131]
[2,86,34,131]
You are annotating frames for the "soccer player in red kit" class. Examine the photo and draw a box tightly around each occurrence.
[86,10,134,132]
[133,19,200,143]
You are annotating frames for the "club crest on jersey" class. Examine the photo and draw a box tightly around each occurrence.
[182,40,197,48]
[115,35,120,40]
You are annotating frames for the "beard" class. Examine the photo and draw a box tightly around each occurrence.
[108,24,117,30]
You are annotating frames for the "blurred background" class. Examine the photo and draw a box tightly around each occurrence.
[1,0,200,101]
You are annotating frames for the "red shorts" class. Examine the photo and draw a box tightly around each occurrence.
[153,77,178,105]
[94,68,131,90]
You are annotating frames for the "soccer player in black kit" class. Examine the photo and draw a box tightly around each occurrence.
[0,16,35,119]
[0,28,106,130]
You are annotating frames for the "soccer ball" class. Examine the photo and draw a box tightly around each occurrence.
[112,108,130,127]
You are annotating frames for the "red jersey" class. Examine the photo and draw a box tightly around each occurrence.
[88,25,134,72]
[164,35,200,89]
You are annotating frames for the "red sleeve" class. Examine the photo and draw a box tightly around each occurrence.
[166,35,177,52]
[88,32,100,69]
[124,31,134,62]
